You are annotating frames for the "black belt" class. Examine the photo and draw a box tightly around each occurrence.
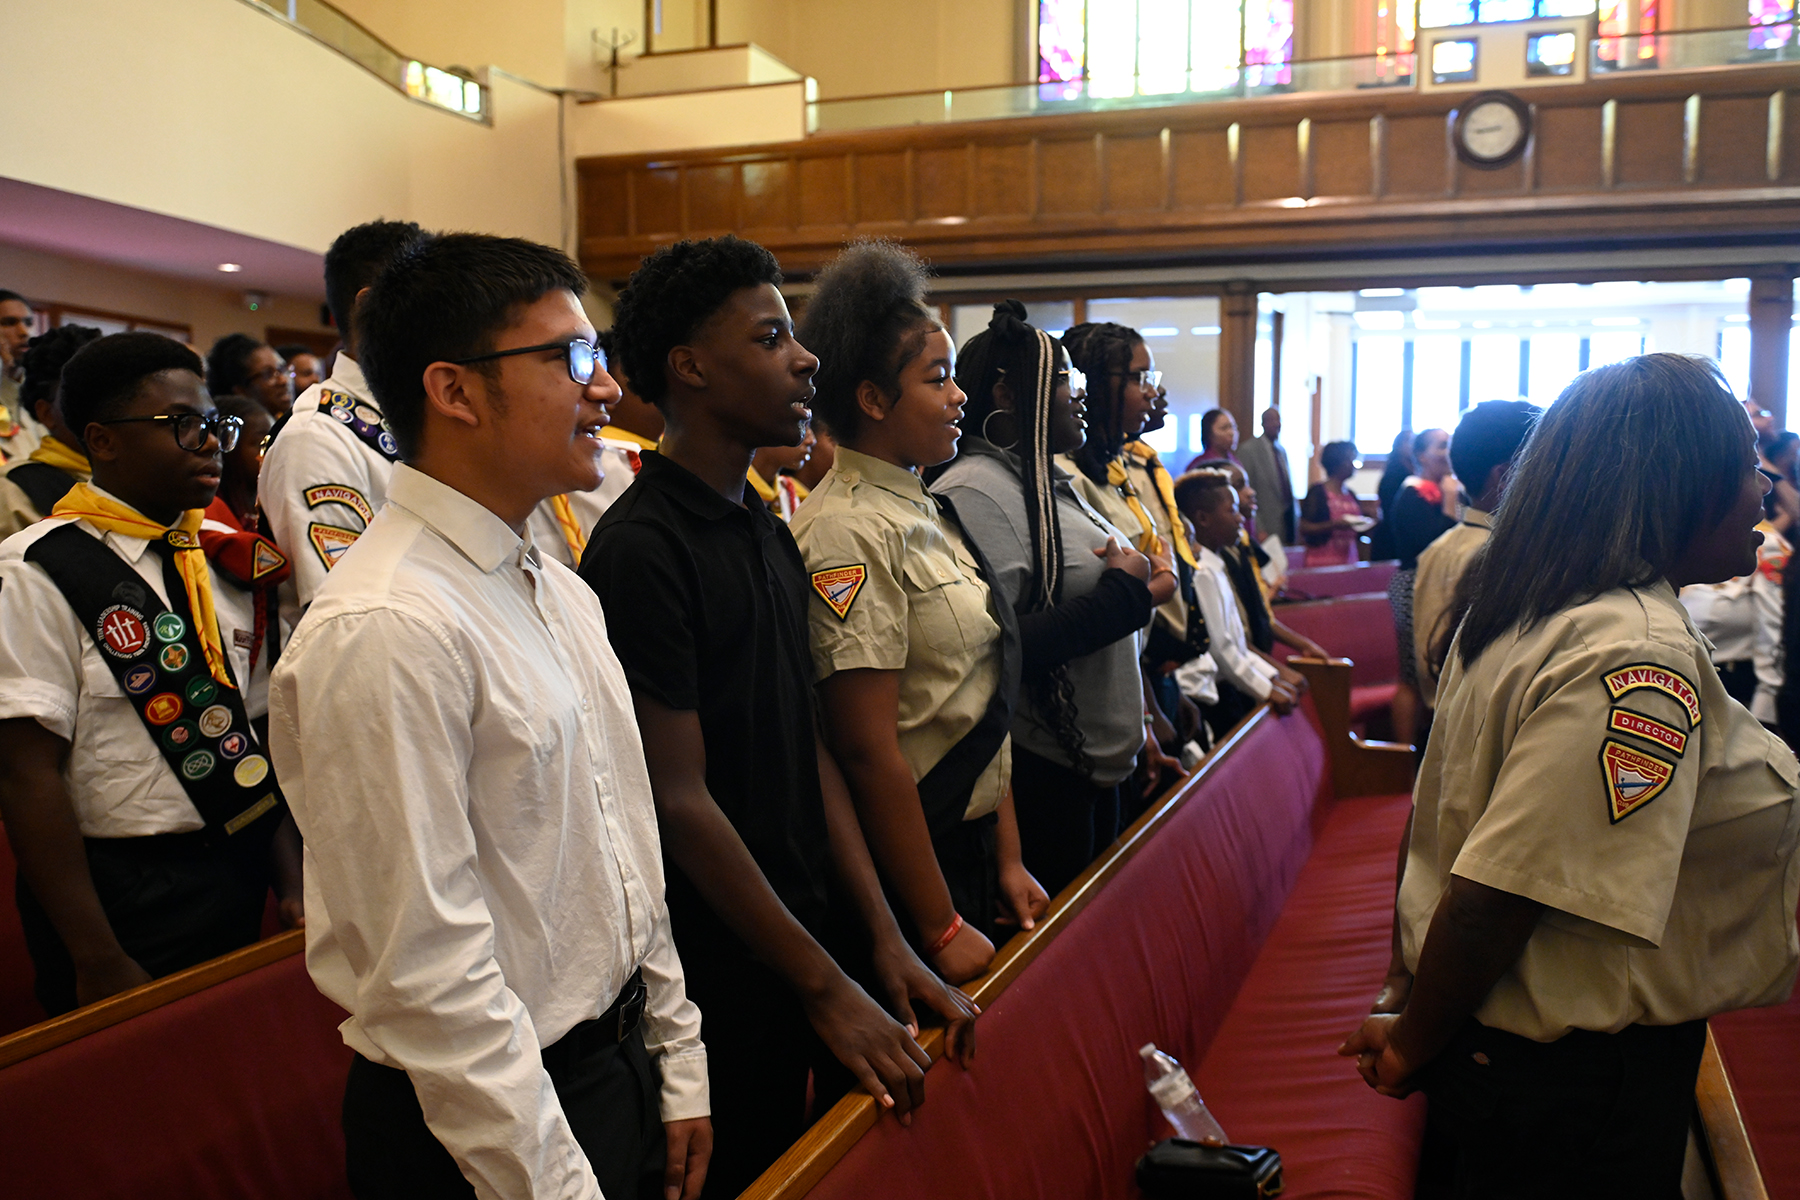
[540,969,647,1072]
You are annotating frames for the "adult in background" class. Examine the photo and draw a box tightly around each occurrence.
[0,324,102,541]
[1343,354,1798,1197]
[0,289,44,460]
[1239,407,1297,545]
[1759,428,1798,532]
[1367,429,1415,562]
[1386,427,1459,746]
[274,344,325,396]
[1298,441,1365,566]
[206,333,293,419]
[793,240,1047,986]
[1183,407,1239,472]
[272,233,711,1200]
[932,302,1166,899]
[1679,471,1784,713]
[1414,400,1541,709]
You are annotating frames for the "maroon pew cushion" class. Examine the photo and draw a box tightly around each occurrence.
[1710,953,1800,1200]
[0,825,48,1036]
[0,949,353,1200]
[1282,562,1399,601]
[1194,793,1426,1198]
[808,710,1331,1200]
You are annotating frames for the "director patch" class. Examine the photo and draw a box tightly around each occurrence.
[1607,708,1687,757]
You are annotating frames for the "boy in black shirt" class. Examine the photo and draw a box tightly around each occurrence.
[582,236,976,1197]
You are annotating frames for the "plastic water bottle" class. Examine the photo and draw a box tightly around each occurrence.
[1140,1043,1229,1145]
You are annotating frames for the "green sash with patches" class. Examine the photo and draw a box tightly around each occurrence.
[25,525,284,841]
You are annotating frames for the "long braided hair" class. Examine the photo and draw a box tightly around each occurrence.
[953,300,1091,775]
[1062,321,1142,487]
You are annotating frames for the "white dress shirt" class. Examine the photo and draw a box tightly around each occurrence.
[526,486,613,570]
[259,354,395,626]
[1192,543,1278,702]
[0,490,263,836]
[269,465,706,1200]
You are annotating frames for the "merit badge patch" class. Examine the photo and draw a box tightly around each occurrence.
[162,720,200,753]
[185,675,218,707]
[308,523,359,570]
[153,612,186,643]
[811,565,867,621]
[233,754,270,788]
[97,605,149,658]
[197,704,234,739]
[1600,738,1677,823]
[159,643,189,672]
[1608,708,1687,757]
[304,484,375,525]
[123,664,157,695]
[181,750,216,781]
[144,693,183,726]
[1602,664,1701,727]
[218,732,249,760]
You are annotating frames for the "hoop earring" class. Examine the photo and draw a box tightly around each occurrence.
[982,409,1020,450]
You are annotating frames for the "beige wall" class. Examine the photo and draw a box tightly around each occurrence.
[3,0,563,257]
[0,242,331,353]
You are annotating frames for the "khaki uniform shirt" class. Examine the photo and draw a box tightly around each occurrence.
[791,447,1010,820]
[1402,582,1800,1041]
[1412,508,1492,709]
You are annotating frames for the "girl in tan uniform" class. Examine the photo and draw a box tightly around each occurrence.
[1343,354,1800,1197]
[792,242,1049,984]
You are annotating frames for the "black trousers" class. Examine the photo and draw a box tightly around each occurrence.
[1010,745,1122,899]
[15,831,267,1016]
[678,940,851,1199]
[1419,1018,1707,1199]
[343,1020,666,1200]
[931,811,1000,948]
[1716,659,1757,709]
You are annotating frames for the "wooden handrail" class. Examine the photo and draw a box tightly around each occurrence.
[1696,1027,1770,1200]
[1289,657,1416,798]
[0,927,305,1071]
[737,706,1277,1200]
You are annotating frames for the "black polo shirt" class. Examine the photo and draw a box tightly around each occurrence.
[579,450,832,952]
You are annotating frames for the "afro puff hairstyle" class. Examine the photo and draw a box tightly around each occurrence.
[611,236,782,407]
[795,240,940,442]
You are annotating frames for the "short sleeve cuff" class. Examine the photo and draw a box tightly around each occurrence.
[1452,852,1668,947]
[0,679,77,741]
[811,642,909,679]
[654,1047,710,1122]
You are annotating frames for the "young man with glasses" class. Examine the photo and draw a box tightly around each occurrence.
[261,219,424,631]
[270,234,710,1200]
[0,333,302,1015]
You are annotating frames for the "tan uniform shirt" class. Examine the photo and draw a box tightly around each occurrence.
[1402,581,1800,1041]
[1412,508,1492,709]
[791,446,1010,821]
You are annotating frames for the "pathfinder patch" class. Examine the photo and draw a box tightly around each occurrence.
[810,565,867,621]
[1600,738,1677,823]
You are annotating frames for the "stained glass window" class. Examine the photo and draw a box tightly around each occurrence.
[1245,0,1296,84]
[1037,0,1291,99]
[1750,0,1793,48]
[1038,0,1087,98]
[1420,0,1595,25]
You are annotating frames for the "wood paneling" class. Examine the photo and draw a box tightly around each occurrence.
[576,66,1800,279]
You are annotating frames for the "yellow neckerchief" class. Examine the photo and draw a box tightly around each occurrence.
[1104,456,1165,558]
[548,494,586,562]
[1123,440,1198,568]
[28,436,91,477]
[605,427,660,451]
[1238,528,1277,605]
[0,406,15,438]
[747,465,780,506]
[52,483,234,687]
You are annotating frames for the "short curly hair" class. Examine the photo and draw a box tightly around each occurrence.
[206,333,266,398]
[20,324,102,412]
[796,240,938,442]
[612,236,783,407]
[60,333,205,450]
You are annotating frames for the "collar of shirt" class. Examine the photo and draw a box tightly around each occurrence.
[321,354,375,410]
[637,449,770,524]
[603,427,660,452]
[385,464,537,574]
[1463,506,1493,530]
[832,445,934,514]
[1197,542,1227,572]
[955,434,1077,484]
[71,482,157,566]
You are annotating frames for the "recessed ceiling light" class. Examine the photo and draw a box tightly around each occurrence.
[217,262,243,273]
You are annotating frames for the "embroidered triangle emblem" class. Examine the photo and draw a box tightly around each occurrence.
[251,540,287,580]
[811,565,867,621]
[1600,738,1676,823]
[308,522,360,571]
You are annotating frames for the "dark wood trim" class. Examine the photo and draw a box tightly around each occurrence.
[0,929,306,1071]
[739,707,1277,1200]
[1289,657,1417,796]
[1750,271,1795,425]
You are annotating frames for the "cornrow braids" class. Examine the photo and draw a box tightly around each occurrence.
[796,239,939,442]
[1062,321,1141,486]
[954,300,1091,775]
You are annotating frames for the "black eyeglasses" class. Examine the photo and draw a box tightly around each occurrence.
[97,412,242,452]
[447,338,606,385]
[1113,368,1163,390]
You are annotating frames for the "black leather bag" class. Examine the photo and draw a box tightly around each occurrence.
[1134,1138,1284,1198]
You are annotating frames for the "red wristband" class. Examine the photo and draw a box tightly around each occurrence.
[928,913,964,956]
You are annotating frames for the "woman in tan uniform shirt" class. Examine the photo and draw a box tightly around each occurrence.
[792,242,1049,984]
[1343,354,1800,1197]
